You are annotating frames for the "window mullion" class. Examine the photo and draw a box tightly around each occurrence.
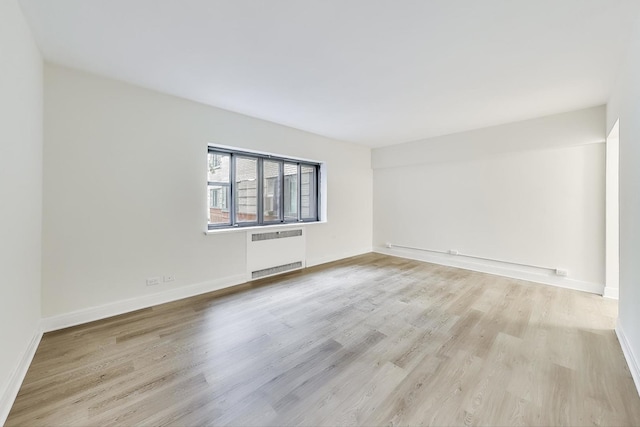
[297,163,302,222]
[257,157,264,225]
[279,160,284,223]
[230,153,236,226]
[315,165,319,221]
[311,165,317,221]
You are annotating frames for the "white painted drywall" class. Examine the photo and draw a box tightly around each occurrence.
[605,121,620,299]
[607,14,640,392]
[42,64,372,318]
[373,107,606,291]
[373,106,606,169]
[0,0,43,419]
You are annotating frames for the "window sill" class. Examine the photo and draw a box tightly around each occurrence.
[204,221,327,235]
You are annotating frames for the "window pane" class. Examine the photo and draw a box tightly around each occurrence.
[208,185,230,225]
[235,157,258,223]
[208,152,230,183]
[301,164,317,219]
[263,160,282,222]
[284,163,298,220]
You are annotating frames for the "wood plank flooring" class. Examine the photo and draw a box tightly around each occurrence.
[7,253,640,426]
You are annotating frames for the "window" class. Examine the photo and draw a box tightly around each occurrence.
[209,188,228,209]
[209,153,222,170]
[284,163,298,221]
[235,156,258,223]
[207,147,320,229]
[207,152,231,226]
[263,160,281,222]
[300,164,317,220]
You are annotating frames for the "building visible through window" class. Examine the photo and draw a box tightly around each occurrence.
[207,147,320,229]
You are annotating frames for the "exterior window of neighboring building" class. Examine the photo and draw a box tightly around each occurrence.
[210,188,228,209]
[207,146,320,229]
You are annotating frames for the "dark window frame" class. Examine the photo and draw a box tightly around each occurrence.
[208,146,320,229]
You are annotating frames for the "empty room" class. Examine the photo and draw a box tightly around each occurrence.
[3,0,640,425]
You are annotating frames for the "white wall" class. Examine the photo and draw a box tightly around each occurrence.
[607,14,640,393]
[42,64,372,320]
[0,0,43,421]
[604,121,620,299]
[373,106,606,293]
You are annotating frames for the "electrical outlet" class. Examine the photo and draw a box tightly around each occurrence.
[449,249,459,255]
[163,275,175,282]
[146,277,161,286]
[385,242,392,248]
[555,268,568,277]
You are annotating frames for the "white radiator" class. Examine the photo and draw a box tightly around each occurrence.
[246,228,306,280]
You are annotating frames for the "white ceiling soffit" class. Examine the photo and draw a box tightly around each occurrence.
[18,0,640,147]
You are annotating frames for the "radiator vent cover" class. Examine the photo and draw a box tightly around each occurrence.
[252,261,303,279]
[251,229,303,242]
[247,228,305,281]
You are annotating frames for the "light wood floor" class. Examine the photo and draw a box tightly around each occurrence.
[7,253,640,426]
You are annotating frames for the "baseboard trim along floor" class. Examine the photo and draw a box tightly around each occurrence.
[0,328,42,426]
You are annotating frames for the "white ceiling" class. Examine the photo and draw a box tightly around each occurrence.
[18,0,640,147]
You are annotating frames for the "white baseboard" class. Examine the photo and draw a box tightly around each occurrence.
[306,247,372,268]
[616,319,640,398]
[0,327,42,426]
[41,274,247,332]
[374,246,604,295]
[41,248,374,333]
[603,286,619,299]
